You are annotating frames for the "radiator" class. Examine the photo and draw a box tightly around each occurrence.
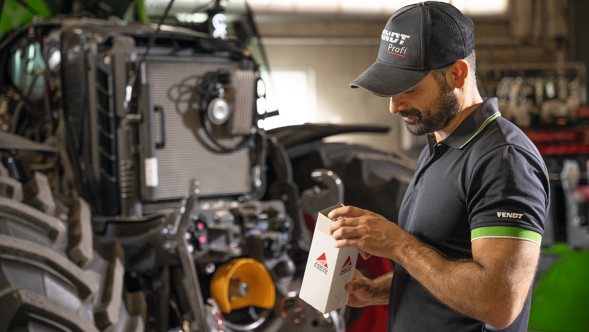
[145,60,253,200]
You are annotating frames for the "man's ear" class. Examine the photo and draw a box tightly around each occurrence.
[451,59,469,89]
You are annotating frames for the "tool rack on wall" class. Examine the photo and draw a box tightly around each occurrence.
[478,62,588,157]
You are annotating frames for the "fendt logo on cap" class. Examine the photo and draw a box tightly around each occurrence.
[339,256,353,276]
[381,29,410,57]
[314,253,329,275]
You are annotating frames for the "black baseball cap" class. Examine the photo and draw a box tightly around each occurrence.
[350,1,475,96]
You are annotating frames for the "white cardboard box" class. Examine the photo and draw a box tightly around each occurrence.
[299,204,372,313]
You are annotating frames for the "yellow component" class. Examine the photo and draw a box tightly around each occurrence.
[210,258,275,314]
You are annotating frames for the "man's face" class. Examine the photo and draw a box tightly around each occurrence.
[389,71,460,136]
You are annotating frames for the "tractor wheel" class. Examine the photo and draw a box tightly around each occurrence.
[0,167,145,332]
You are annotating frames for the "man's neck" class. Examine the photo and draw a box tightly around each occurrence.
[434,88,483,143]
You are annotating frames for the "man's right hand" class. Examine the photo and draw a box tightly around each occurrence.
[345,269,393,307]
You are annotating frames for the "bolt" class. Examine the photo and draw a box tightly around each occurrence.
[103,56,110,65]
[187,244,194,253]
[185,232,192,240]
[162,228,169,234]
[205,263,216,274]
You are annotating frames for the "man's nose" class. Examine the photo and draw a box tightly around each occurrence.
[389,95,407,114]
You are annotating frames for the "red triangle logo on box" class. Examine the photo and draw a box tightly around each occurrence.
[342,256,352,269]
[317,253,328,268]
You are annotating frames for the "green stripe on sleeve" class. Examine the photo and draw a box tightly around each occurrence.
[471,226,542,245]
[460,112,501,149]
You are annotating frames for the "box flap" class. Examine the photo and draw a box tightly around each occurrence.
[316,204,372,260]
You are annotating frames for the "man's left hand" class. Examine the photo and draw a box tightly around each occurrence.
[328,205,408,259]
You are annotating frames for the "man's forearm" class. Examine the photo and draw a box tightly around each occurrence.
[390,234,538,328]
[368,271,394,306]
[393,238,491,320]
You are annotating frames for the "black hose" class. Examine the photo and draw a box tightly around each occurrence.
[141,0,175,63]
[198,109,254,153]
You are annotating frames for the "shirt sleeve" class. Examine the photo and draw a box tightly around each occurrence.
[466,144,549,245]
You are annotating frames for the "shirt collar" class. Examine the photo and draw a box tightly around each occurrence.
[427,97,501,151]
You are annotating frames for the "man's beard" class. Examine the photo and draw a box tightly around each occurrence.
[398,85,460,136]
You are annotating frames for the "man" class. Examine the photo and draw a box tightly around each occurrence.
[328,2,549,332]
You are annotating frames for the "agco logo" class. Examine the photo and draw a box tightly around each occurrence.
[339,256,353,276]
[314,253,328,275]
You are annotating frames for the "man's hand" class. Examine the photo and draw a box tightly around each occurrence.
[328,205,407,259]
[346,269,393,307]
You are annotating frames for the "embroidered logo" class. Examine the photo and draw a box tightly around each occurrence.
[381,29,410,57]
[314,253,328,275]
[339,256,353,276]
[497,212,524,219]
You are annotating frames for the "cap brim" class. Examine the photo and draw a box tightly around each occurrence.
[350,60,430,97]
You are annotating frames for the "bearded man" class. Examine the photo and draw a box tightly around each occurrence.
[328,2,549,332]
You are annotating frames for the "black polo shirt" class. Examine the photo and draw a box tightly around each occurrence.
[388,98,549,332]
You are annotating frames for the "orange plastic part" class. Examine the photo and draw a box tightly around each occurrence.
[210,258,276,313]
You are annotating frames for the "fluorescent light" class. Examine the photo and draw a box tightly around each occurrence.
[176,13,208,23]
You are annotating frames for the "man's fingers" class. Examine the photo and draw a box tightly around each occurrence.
[333,226,361,240]
[328,206,366,219]
[345,270,366,293]
[333,237,361,249]
[328,217,362,235]
[345,282,356,293]
[345,278,360,293]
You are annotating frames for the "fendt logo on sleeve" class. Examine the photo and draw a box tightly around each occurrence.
[339,256,353,276]
[314,253,329,275]
[497,212,524,219]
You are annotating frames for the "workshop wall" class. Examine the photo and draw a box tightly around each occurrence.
[255,0,567,157]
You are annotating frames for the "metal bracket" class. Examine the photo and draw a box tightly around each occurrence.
[174,180,208,332]
[300,169,344,217]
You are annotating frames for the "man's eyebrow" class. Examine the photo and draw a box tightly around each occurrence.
[405,87,417,94]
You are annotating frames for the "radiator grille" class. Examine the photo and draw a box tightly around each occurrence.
[231,70,256,135]
[146,60,252,200]
[95,67,116,181]
[62,49,84,141]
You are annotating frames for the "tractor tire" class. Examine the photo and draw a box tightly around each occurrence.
[0,170,145,332]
